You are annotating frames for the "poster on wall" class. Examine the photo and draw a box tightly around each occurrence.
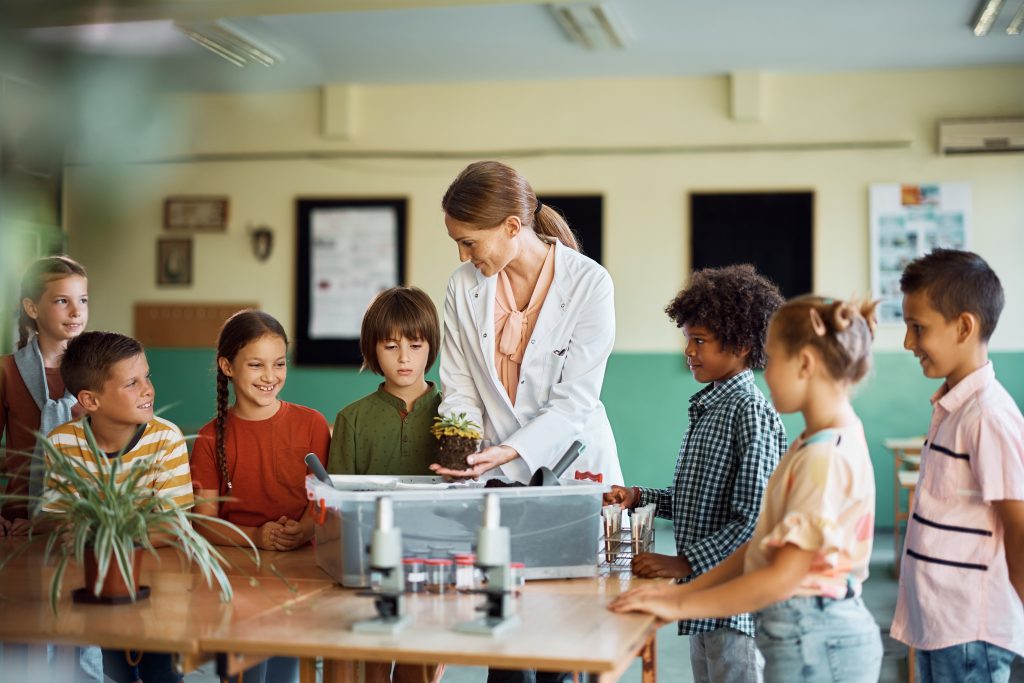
[295,198,406,365]
[870,183,971,325]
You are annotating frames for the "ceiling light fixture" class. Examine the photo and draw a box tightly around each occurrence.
[174,20,282,67]
[971,0,1006,36]
[549,3,627,50]
[1007,2,1024,34]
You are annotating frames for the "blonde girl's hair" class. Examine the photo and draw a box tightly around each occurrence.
[441,160,579,251]
[17,255,88,350]
[771,296,879,384]
[213,309,288,494]
[359,287,440,375]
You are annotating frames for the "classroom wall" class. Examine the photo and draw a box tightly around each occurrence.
[64,66,1024,527]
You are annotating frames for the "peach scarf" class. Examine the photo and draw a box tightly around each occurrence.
[494,244,555,404]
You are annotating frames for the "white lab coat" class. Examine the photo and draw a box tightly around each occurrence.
[439,240,623,485]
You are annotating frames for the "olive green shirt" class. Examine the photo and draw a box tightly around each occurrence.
[328,382,441,476]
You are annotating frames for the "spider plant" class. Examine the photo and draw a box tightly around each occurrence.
[0,418,259,613]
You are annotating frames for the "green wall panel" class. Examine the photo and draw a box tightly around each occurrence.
[147,349,1024,529]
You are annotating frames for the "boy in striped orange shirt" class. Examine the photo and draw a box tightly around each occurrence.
[45,331,192,683]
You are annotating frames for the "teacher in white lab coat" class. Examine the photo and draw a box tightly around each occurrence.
[432,160,623,486]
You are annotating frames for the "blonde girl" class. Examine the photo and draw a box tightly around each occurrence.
[1,255,88,536]
[610,297,883,683]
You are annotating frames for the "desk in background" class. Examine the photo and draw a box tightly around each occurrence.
[883,436,924,577]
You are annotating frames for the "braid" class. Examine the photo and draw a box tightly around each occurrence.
[215,369,230,494]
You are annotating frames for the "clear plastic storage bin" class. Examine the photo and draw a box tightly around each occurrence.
[307,474,604,587]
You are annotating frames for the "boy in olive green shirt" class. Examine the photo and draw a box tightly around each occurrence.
[327,286,444,683]
[328,285,440,476]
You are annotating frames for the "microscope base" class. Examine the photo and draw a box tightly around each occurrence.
[454,614,521,637]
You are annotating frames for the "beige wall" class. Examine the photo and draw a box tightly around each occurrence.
[65,66,1024,351]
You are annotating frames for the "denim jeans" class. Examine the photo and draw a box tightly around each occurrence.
[689,627,764,683]
[754,596,882,683]
[917,641,1018,683]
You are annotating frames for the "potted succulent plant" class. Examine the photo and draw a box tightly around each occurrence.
[430,413,483,470]
[0,420,258,612]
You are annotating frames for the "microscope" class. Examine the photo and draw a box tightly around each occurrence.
[456,493,521,636]
[353,495,411,634]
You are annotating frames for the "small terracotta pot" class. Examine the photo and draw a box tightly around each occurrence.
[83,547,143,599]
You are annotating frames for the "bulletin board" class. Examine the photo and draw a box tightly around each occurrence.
[294,198,407,365]
[870,183,971,325]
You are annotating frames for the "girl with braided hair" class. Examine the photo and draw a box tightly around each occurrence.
[191,309,329,553]
[611,297,884,683]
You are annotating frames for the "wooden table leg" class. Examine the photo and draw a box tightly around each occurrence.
[299,657,319,683]
[323,658,358,683]
[640,633,656,683]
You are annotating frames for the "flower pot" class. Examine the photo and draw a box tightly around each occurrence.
[73,547,150,604]
[436,435,479,470]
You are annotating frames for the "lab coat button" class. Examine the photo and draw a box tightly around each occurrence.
[530,339,535,344]
[483,333,488,338]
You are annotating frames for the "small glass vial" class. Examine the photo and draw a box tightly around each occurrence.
[454,555,477,592]
[509,562,526,595]
[403,558,426,594]
[424,558,452,594]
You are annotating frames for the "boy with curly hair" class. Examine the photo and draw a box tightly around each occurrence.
[606,264,788,683]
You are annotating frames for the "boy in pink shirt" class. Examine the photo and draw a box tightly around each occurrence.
[892,249,1024,682]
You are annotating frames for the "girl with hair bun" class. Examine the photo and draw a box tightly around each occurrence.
[611,296,884,683]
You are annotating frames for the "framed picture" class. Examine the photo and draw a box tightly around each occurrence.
[870,183,970,324]
[295,198,407,365]
[164,196,229,231]
[157,238,193,286]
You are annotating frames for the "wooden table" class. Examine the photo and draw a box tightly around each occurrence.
[0,540,332,676]
[0,542,660,683]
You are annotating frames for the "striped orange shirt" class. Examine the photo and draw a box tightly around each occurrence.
[44,416,194,512]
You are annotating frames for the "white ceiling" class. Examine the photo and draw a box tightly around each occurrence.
[9,0,1024,92]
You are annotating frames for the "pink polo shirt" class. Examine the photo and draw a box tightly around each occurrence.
[890,362,1024,656]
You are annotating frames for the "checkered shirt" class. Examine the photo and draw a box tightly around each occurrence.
[636,369,787,637]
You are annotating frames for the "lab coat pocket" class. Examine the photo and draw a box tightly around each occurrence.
[547,340,571,383]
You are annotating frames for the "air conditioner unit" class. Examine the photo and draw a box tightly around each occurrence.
[938,117,1024,155]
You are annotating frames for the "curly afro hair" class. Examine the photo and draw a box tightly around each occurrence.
[666,264,785,369]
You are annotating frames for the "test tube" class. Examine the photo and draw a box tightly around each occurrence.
[602,505,621,563]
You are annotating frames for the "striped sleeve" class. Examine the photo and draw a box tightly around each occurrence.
[146,418,194,510]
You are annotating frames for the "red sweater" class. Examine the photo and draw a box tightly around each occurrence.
[191,401,330,527]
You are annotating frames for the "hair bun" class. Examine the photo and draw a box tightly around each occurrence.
[831,301,856,332]
[860,300,880,339]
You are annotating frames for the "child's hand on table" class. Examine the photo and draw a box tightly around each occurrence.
[632,553,691,579]
[256,517,288,550]
[608,583,687,622]
[274,518,313,551]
